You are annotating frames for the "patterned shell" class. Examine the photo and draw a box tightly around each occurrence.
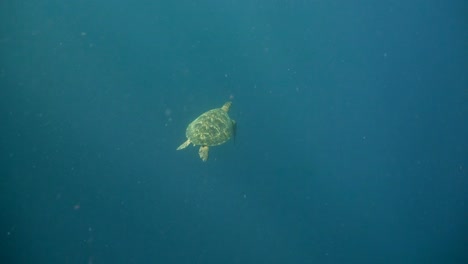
[185,107,234,146]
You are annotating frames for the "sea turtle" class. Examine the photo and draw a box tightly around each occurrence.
[177,101,236,161]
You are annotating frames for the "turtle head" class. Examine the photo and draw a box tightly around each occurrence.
[221,101,232,112]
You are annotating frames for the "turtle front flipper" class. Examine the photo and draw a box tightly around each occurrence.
[232,120,236,144]
[177,139,191,150]
[198,146,209,161]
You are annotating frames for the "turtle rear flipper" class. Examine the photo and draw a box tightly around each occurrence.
[199,146,209,161]
[177,139,191,150]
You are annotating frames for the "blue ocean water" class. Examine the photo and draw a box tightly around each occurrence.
[1,0,467,263]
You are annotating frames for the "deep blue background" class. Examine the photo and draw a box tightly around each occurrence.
[1,0,467,263]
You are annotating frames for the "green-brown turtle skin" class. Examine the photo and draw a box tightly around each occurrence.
[177,101,235,161]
